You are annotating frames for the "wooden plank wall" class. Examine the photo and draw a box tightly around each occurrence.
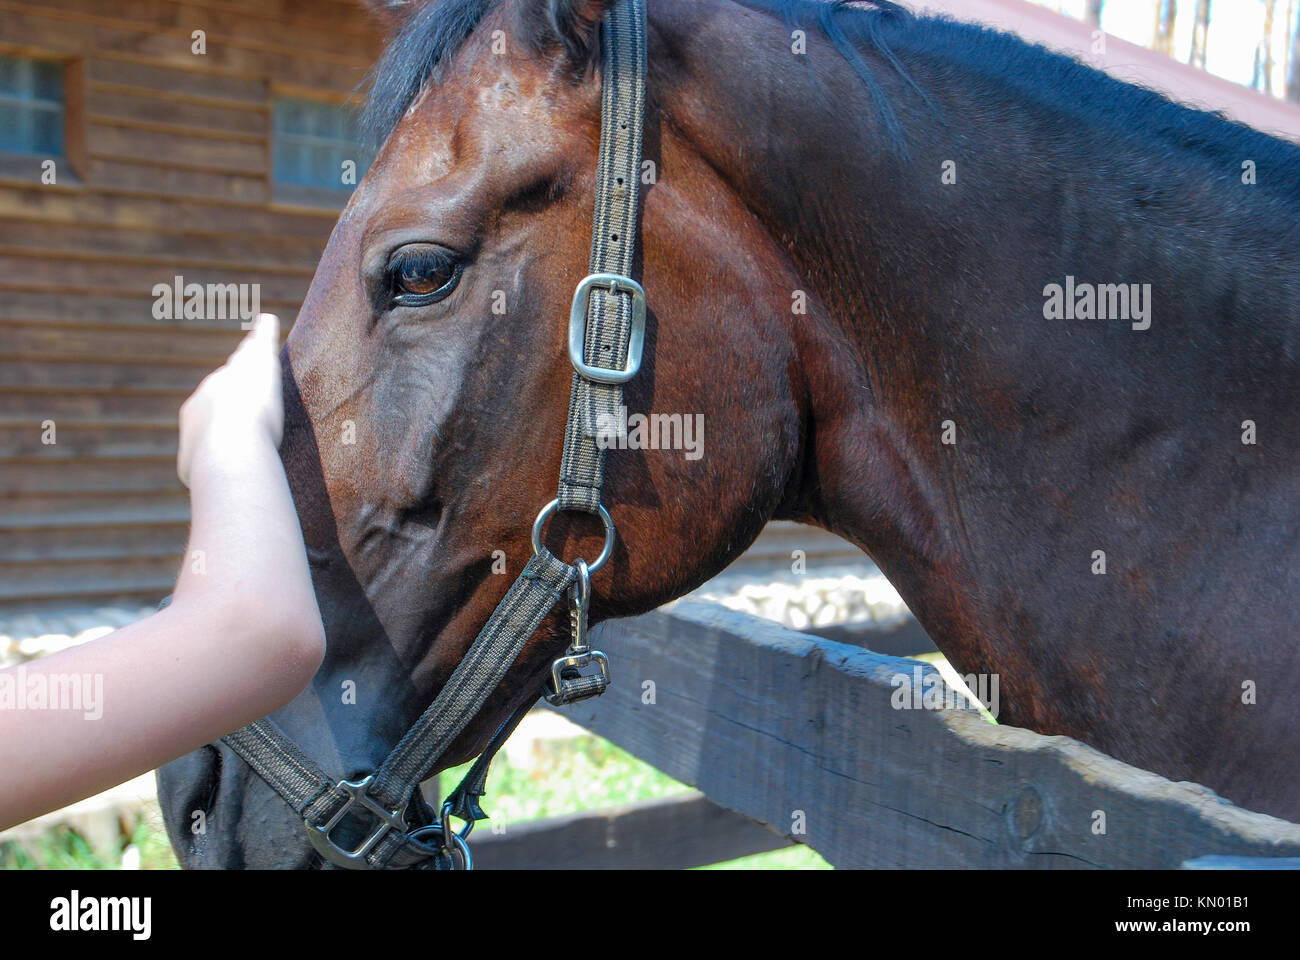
[0,0,384,606]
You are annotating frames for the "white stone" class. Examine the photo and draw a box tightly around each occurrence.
[73,625,115,645]
[17,633,78,657]
[813,604,839,627]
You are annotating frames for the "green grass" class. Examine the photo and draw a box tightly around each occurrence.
[437,736,691,822]
[701,845,831,870]
[1,815,180,870]
[1,733,829,870]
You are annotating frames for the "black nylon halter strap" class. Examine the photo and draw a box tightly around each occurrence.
[221,549,576,869]
[557,0,649,513]
[216,0,648,871]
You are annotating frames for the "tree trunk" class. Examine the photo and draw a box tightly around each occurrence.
[1189,0,1212,69]
[1289,0,1300,100]
[1153,0,1178,56]
[1263,0,1276,94]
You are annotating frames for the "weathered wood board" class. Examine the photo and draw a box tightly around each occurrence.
[545,601,1300,869]
[472,793,791,870]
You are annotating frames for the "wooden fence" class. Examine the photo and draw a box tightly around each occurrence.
[471,600,1300,869]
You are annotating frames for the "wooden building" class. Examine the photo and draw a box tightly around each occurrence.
[0,1,384,608]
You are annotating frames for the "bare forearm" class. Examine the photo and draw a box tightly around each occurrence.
[0,314,323,830]
[174,423,321,641]
[0,403,323,829]
[0,599,319,829]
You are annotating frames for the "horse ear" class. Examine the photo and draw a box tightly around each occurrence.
[545,0,617,67]
[360,0,420,32]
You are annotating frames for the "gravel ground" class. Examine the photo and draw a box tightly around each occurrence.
[689,563,911,632]
[0,561,913,668]
[0,603,157,669]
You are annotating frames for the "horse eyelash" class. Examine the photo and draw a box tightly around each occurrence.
[388,247,451,283]
[387,249,463,306]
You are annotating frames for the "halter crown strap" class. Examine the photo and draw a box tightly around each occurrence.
[558,0,649,511]
[215,0,648,870]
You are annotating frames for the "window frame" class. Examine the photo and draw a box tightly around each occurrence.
[268,90,370,210]
[0,51,85,184]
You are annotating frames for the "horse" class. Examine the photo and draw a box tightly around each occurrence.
[158,0,1300,868]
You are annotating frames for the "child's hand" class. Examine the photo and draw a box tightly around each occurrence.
[177,313,284,487]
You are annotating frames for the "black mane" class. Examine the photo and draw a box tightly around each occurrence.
[360,0,1300,203]
[360,0,499,148]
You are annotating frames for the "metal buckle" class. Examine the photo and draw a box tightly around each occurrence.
[545,559,611,706]
[568,273,646,384]
[306,775,409,870]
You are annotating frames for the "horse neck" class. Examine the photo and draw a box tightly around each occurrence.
[656,3,1054,677]
[655,1,1300,765]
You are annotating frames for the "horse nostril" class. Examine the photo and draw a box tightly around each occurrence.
[201,745,222,815]
[157,744,223,866]
[411,498,443,533]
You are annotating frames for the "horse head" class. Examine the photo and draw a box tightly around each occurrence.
[157,0,808,868]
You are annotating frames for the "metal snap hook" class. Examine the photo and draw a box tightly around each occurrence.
[544,558,611,706]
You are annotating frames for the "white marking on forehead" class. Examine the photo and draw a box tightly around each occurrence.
[394,83,453,179]
[488,79,518,107]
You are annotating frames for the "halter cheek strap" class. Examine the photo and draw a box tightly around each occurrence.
[214,0,648,871]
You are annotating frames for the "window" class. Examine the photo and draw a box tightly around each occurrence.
[0,55,64,156]
[272,97,372,202]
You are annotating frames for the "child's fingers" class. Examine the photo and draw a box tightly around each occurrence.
[231,313,279,363]
[177,314,283,488]
[249,312,279,346]
[176,401,194,489]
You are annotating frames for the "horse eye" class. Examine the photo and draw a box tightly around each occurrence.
[387,245,462,306]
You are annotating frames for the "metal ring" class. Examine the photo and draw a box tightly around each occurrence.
[530,499,615,574]
[407,824,473,870]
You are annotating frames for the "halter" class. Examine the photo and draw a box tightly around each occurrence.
[215,0,648,870]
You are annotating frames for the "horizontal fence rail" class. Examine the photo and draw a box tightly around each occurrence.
[472,793,790,870]
[539,601,1300,869]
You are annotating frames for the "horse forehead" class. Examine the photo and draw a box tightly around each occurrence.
[391,62,575,181]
